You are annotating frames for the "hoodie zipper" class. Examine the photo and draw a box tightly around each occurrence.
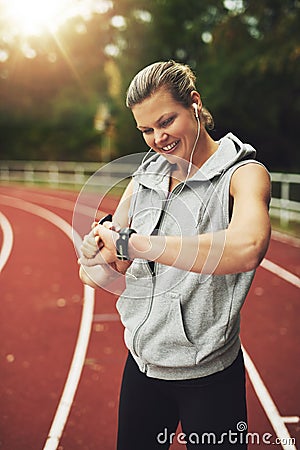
[131,260,156,359]
[131,182,185,362]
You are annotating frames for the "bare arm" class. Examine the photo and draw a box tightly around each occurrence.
[92,163,271,275]
[112,179,134,230]
[128,163,271,274]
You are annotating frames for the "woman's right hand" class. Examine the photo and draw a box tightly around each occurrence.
[80,218,117,259]
[80,226,101,259]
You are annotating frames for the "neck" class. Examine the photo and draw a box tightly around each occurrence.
[192,128,218,169]
[173,128,218,181]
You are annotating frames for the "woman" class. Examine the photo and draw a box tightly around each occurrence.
[79,60,271,449]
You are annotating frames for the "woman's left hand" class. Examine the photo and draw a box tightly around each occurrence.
[79,224,119,266]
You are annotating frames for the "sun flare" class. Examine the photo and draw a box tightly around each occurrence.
[0,0,113,61]
[4,0,73,35]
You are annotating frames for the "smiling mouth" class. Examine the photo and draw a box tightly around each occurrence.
[161,140,180,153]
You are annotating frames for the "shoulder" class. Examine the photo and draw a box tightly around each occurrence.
[230,162,271,202]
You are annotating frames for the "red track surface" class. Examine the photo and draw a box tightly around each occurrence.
[0,185,299,450]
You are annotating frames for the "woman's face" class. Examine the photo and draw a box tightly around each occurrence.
[132,88,200,165]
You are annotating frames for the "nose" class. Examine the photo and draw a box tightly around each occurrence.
[154,130,168,147]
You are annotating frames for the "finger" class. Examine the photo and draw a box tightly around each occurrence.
[83,232,100,245]
[93,223,113,234]
[81,239,99,252]
[79,247,110,266]
[82,236,98,247]
[102,221,113,229]
[104,221,121,233]
[78,255,98,267]
[82,232,97,246]
[81,243,99,258]
[93,224,102,236]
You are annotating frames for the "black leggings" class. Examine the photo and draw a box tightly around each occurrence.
[117,350,247,449]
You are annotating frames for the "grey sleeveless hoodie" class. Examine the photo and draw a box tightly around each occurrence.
[116,132,265,380]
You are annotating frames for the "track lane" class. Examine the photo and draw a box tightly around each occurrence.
[0,205,85,449]
[0,194,99,450]
[0,185,299,450]
[241,241,299,449]
[0,188,124,450]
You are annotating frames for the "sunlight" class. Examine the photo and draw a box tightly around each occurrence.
[2,0,113,37]
[0,0,113,66]
[4,0,74,36]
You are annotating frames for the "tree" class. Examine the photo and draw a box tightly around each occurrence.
[112,0,300,171]
[0,0,299,170]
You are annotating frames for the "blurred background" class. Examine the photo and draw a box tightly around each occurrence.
[0,0,299,171]
[0,3,299,449]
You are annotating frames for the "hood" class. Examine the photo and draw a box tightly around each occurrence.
[132,132,256,191]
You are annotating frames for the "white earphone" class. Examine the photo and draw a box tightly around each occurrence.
[192,103,199,119]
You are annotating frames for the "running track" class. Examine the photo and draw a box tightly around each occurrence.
[0,185,299,450]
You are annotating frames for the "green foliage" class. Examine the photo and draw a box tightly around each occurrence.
[0,0,299,170]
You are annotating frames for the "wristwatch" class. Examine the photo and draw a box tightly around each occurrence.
[116,227,136,260]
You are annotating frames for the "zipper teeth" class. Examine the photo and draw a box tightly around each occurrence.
[132,182,182,357]
[132,263,155,356]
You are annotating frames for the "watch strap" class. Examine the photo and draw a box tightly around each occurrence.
[116,227,136,260]
[98,214,113,225]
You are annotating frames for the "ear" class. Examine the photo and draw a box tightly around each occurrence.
[190,91,202,110]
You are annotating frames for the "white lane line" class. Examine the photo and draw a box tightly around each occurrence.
[4,190,106,219]
[243,246,299,449]
[44,284,95,450]
[260,258,300,289]
[3,191,299,449]
[282,417,300,424]
[242,346,298,450]
[0,211,13,273]
[0,194,95,450]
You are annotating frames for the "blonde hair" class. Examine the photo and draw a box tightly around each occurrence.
[126,60,214,130]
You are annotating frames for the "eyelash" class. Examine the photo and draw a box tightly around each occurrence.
[142,116,175,135]
[161,116,174,127]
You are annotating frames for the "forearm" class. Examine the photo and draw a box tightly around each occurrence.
[129,228,269,275]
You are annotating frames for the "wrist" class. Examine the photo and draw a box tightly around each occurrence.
[128,233,153,260]
[116,227,137,261]
[128,233,138,259]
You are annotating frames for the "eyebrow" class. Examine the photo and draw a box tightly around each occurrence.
[136,112,176,130]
